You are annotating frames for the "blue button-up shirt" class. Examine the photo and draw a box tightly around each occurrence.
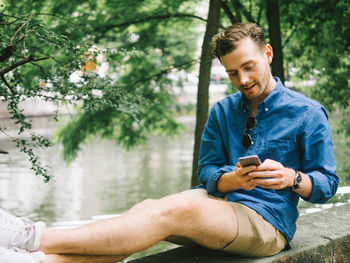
[197,77,339,242]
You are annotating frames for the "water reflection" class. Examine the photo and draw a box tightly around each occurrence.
[0,116,194,225]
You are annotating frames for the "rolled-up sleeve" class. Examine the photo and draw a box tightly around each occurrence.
[197,106,235,197]
[301,106,339,203]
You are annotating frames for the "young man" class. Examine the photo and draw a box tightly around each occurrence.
[2,23,338,262]
[197,22,338,254]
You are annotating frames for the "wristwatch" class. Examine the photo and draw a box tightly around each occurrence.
[289,170,302,190]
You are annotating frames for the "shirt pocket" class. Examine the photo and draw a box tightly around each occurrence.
[258,139,299,166]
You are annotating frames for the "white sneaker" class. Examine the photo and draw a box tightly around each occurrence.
[0,247,45,263]
[0,209,46,251]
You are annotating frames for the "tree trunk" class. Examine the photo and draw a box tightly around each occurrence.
[266,0,285,83]
[191,0,221,187]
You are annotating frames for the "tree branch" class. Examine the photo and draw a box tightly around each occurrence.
[0,18,21,26]
[0,36,29,63]
[0,18,33,62]
[33,12,81,28]
[0,128,15,141]
[0,12,22,20]
[282,25,298,49]
[0,56,49,76]
[231,0,256,23]
[96,13,207,40]
[1,75,16,94]
[10,17,32,45]
[0,45,17,62]
[132,59,199,86]
[231,0,242,22]
[257,3,263,24]
[29,61,46,75]
[221,0,238,24]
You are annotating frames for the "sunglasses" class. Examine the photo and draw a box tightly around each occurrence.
[242,116,256,148]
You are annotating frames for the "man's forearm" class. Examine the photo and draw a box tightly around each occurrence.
[217,172,238,193]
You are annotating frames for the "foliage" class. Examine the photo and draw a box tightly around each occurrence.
[282,0,350,111]
[1,0,349,184]
[0,0,203,180]
[0,11,86,180]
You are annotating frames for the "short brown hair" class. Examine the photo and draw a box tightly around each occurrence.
[211,23,266,58]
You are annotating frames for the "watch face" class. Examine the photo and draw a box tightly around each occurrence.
[296,172,302,185]
[288,171,302,190]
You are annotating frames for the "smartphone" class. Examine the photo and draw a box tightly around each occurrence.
[238,155,261,167]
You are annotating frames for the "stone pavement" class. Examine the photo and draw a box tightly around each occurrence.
[129,203,350,263]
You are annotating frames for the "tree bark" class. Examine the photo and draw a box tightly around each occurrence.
[266,0,285,83]
[191,0,221,187]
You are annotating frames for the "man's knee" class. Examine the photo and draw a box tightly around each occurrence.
[159,194,204,222]
[128,198,158,213]
[133,193,216,230]
[160,193,238,249]
[139,198,157,207]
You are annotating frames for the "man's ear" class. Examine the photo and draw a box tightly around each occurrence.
[264,44,273,64]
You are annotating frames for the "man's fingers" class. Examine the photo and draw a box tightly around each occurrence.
[240,166,258,175]
[252,177,279,185]
[248,170,279,178]
[254,159,283,171]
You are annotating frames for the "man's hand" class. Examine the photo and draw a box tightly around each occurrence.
[217,162,258,193]
[234,162,259,190]
[247,159,295,189]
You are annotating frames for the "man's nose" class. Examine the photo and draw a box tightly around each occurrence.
[238,72,249,86]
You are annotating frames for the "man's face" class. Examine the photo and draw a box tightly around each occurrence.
[220,37,274,105]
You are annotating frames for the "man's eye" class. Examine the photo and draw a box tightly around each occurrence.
[246,65,254,71]
[228,72,237,77]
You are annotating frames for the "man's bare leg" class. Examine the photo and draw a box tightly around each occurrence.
[40,192,238,257]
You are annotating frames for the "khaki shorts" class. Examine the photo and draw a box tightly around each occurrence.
[181,189,287,257]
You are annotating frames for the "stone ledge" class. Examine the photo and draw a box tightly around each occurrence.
[129,203,350,262]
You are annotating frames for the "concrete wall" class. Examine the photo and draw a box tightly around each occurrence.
[129,203,350,263]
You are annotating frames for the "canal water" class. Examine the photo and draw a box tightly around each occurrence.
[0,114,349,260]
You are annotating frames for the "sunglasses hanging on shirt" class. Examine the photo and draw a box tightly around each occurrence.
[242,116,256,148]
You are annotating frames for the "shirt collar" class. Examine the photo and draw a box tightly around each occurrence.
[238,76,285,113]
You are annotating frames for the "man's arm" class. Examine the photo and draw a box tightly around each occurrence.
[299,106,338,203]
[217,160,313,200]
[247,106,338,202]
[197,105,236,196]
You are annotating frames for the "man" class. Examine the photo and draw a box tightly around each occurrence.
[2,23,338,262]
[197,22,338,255]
